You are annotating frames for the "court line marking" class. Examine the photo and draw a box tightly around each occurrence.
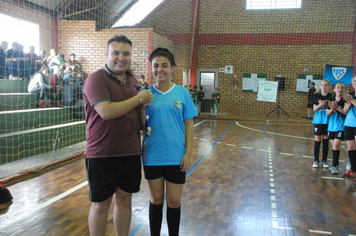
[268,145,293,230]
[187,123,234,176]
[194,120,206,127]
[309,229,332,234]
[0,181,88,231]
[280,152,294,156]
[235,121,314,141]
[225,144,235,147]
[241,124,341,233]
[322,177,344,180]
[0,120,210,232]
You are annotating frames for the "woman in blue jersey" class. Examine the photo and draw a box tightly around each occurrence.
[312,79,332,169]
[342,76,356,179]
[327,83,347,174]
[141,48,197,236]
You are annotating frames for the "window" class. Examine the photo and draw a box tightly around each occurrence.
[0,13,40,53]
[246,0,302,10]
[112,0,164,28]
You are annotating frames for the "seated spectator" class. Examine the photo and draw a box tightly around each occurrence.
[46,49,56,65]
[48,53,66,75]
[0,41,8,79]
[18,44,30,80]
[64,66,72,76]
[26,46,39,76]
[66,53,80,70]
[62,69,84,118]
[76,70,86,88]
[28,66,52,108]
[50,68,64,107]
[37,50,48,70]
[6,42,21,80]
[139,74,149,87]
[63,67,78,85]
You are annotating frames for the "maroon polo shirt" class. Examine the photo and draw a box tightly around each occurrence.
[83,65,141,158]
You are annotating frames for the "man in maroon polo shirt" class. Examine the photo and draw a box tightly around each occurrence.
[83,35,152,236]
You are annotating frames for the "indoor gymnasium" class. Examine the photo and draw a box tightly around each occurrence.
[1,0,356,235]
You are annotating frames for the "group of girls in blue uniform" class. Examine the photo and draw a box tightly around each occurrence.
[312,77,356,179]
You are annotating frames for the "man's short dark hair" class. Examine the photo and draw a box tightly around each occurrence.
[70,53,75,56]
[107,35,132,49]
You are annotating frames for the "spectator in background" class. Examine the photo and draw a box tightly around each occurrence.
[18,44,30,80]
[50,68,64,107]
[139,74,149,87]
[66,53,81,70]
[49,53,66,75]
[0,41,8,79]
[38,50,48,70]
[307,82,316,120]
[197,86,205,115]
[193,85,198,112]
[189,89,195,104]
[26,46,39,76]
[28,66,51,108]
[46,49,56,65]
[6,42,21,80]
[64,66,72,76]
[210,87,220,117]
[63,67,78,85]
[77,70,86,88]
[62,68,84,118]
[62,68,82,105]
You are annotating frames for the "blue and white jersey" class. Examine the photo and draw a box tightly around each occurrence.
[312,93,332,125]
[344,91,356,128]
[142,84,198,166]
[327,98,346,132]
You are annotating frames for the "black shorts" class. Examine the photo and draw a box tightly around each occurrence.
[85,156,142,202]
[345,126,356,141]
[328,131,345,141]
[144,165,186,184]
[314,124,328,136]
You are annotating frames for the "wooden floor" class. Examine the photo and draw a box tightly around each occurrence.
[1,119,356,236]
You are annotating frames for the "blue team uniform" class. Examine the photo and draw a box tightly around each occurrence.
[327,98,346,132]
[142,84,198,166]
[312,93,332,124]
[344,91,356,128]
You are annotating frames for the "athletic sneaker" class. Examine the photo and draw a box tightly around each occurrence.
[322,161,329,169]
[312,161,319,168]
[342,169,356,177]
[329,166,338,175]
[37,100,46,108]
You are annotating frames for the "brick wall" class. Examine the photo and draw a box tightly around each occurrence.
[195,0,356,117]
[138,0,356,118]
[57,21,152,78]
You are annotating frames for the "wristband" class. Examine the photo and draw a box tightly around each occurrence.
[137,94,142,105]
